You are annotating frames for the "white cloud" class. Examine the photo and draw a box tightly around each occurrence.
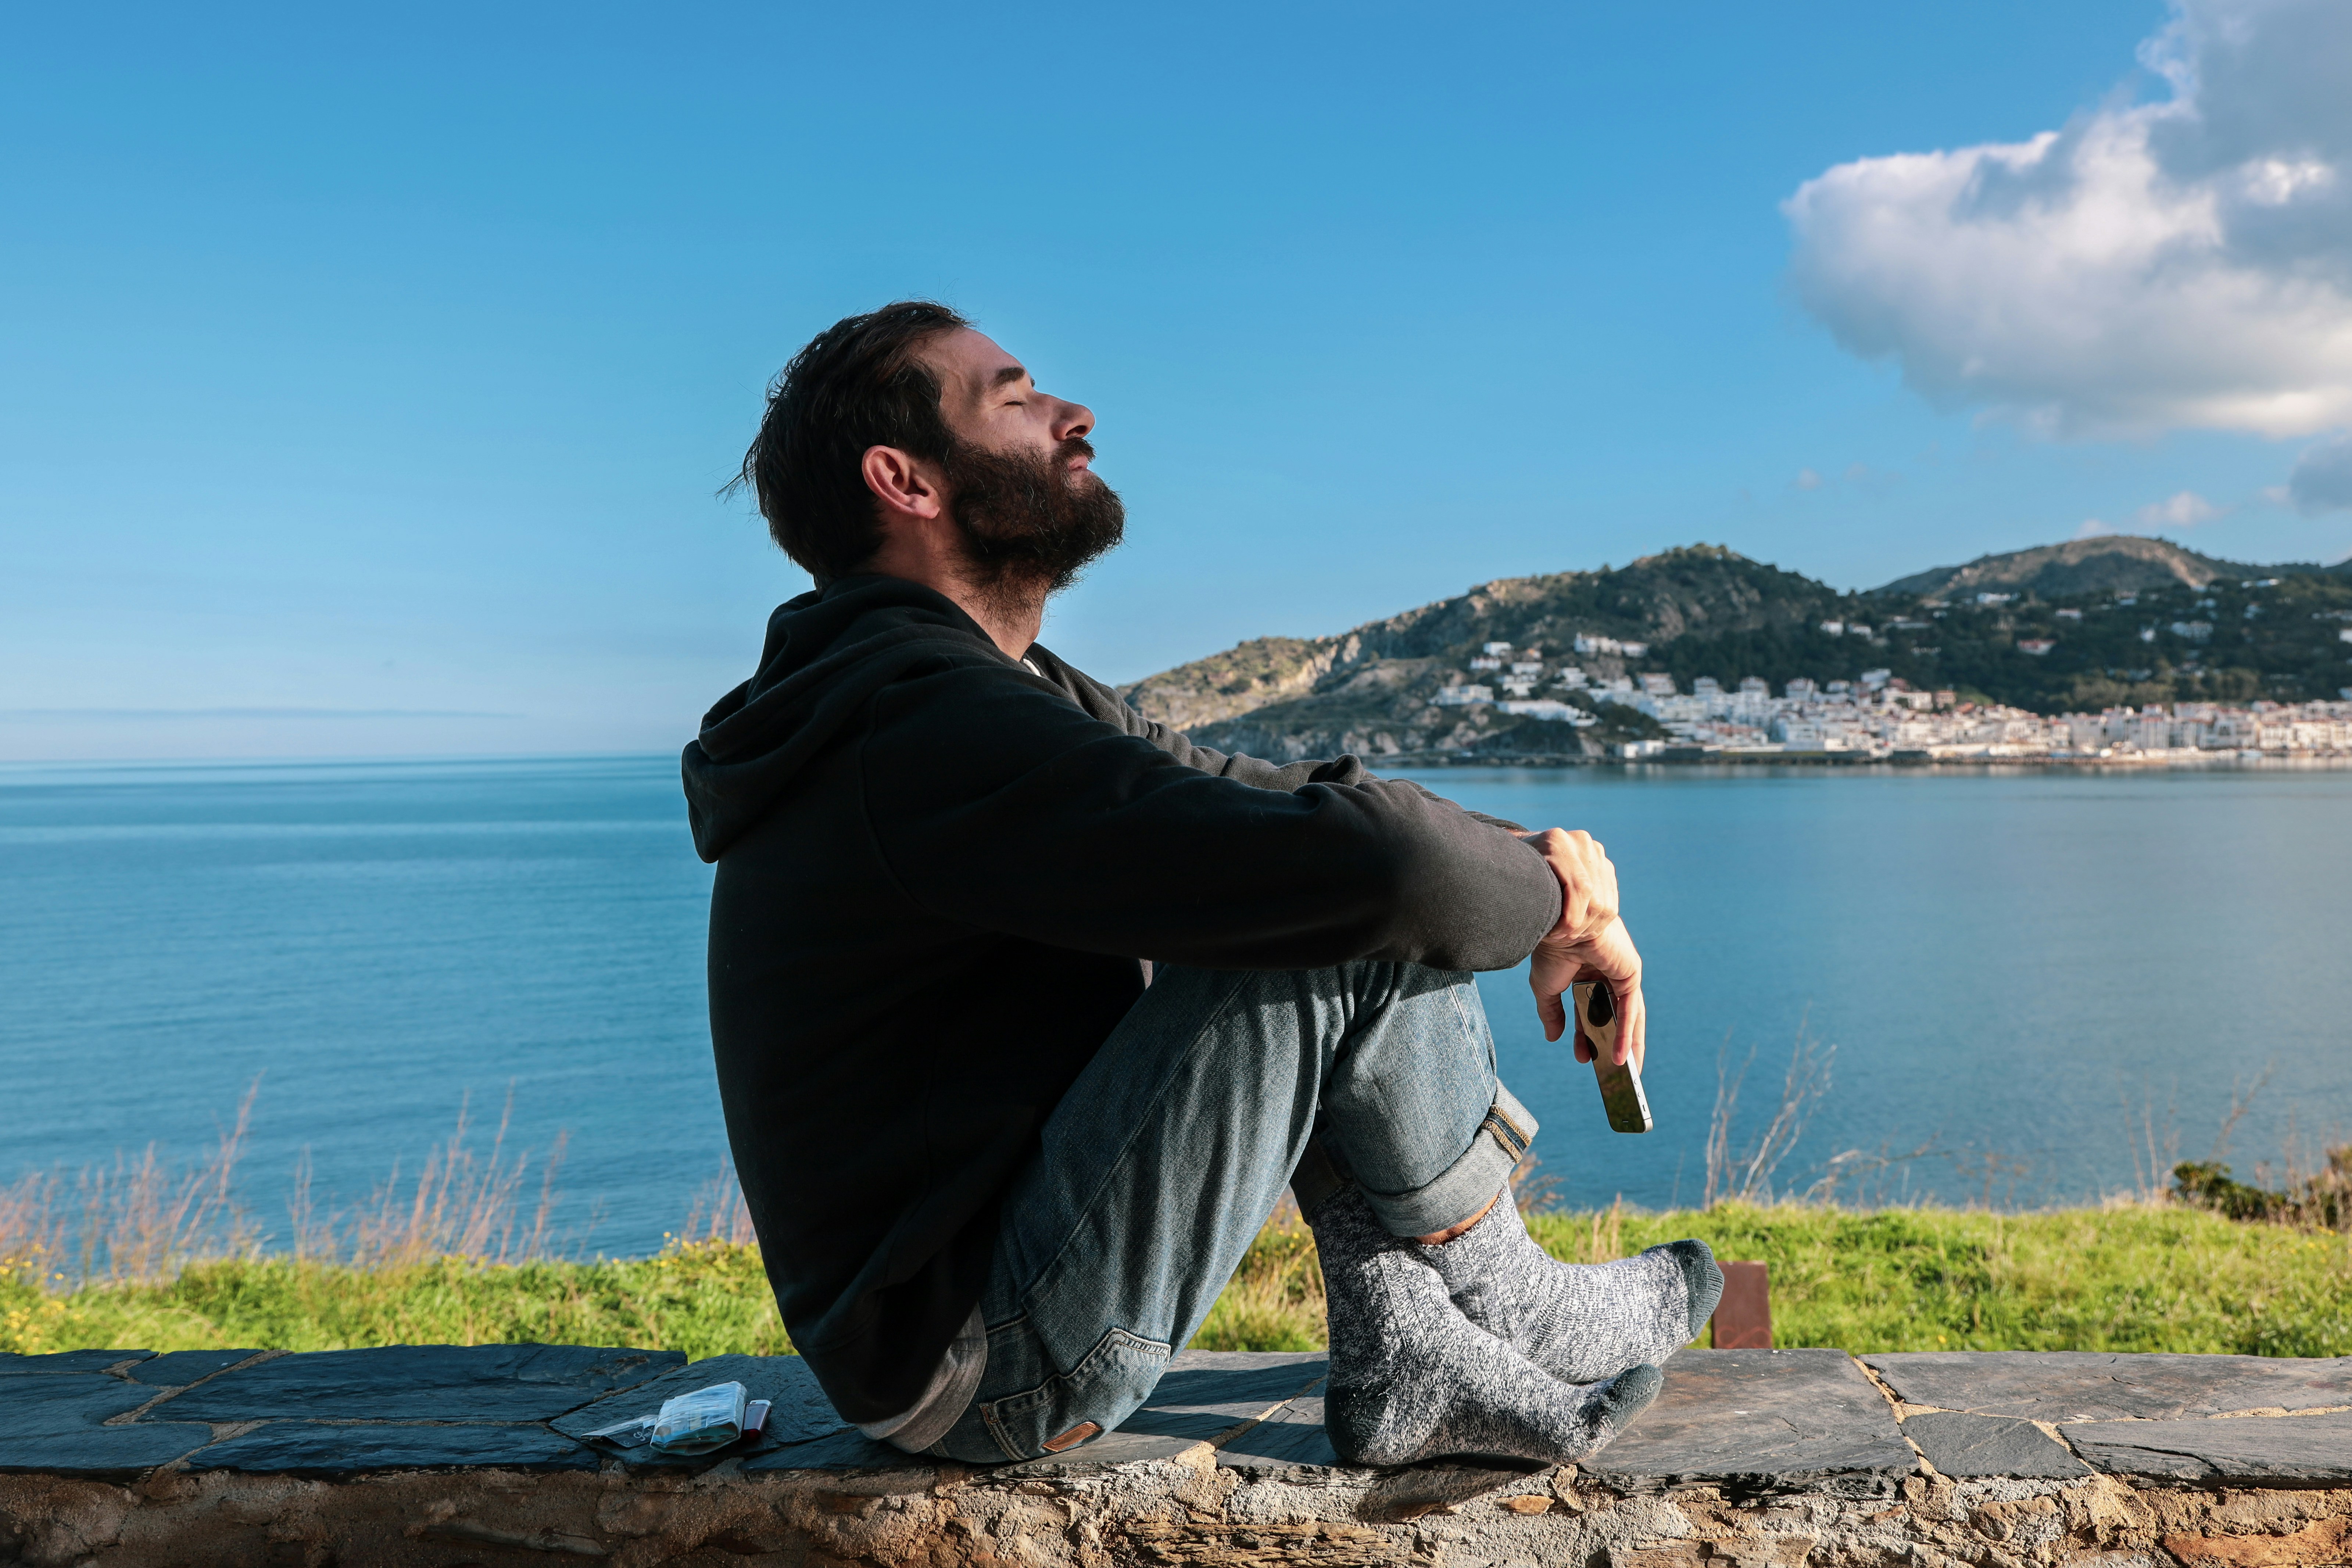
[1784,0,2352,440]
[2134,490,2224,527]
[2075,518,2116,539]
[2289,430,2352,511]
[1792,467,1824,490]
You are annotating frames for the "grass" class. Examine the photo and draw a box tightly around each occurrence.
[0,1241,786,1361]
[6,1073,2343,1362]
[7,1200,2346,1361]
[1189,1199,2352,1358]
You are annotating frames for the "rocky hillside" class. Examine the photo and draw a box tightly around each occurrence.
[1120,545,1836,760]
[1874,537,2256,600]
[1119,536,2352,760]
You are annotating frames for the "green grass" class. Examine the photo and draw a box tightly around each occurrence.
[6,1204,2346,1360]
[0,1241,788,1360]
[1537,1203,2352,1357]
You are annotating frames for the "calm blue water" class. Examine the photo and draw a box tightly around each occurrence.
[1,755,2347,1257]
[1430,765,2352,1216]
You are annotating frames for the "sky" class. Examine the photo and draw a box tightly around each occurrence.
[6,0,2352,760]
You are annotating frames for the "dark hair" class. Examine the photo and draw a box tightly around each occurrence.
[734,301,971,582]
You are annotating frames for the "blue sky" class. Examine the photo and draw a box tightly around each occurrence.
[6,0,2350,759]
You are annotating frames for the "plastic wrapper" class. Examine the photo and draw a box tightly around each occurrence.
[649,1381,749,1455]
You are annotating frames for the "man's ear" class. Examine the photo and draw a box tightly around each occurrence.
[862,445,945,522]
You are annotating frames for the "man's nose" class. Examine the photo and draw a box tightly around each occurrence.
[1051,399,1094,442]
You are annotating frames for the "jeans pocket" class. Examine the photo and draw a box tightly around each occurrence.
[979,1325,1171,1461]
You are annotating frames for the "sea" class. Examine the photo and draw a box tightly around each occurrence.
[3,754,2348,1259]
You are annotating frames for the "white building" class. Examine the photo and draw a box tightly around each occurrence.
[1498,700,1589,724]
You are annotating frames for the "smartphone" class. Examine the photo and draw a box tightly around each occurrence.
[1573,978,1652,1134]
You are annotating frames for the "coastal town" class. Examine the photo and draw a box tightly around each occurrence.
[1435,637,2352,763]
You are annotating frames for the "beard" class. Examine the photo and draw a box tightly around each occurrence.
[938,434,1126,603]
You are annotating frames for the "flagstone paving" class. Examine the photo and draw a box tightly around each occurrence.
[2,1344,2346,1565]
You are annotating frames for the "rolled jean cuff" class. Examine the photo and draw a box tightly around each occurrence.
[1357,1083,1539,1238]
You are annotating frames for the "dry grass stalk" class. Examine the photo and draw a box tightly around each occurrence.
[0,1171,65,1289]
[2120,1073,2184,1206]
[1705,1028,1836,1208]
[1507,1154,1564,1216]
[682,1160,759,1247]
[72,1080,259,1283]
[6,1082,592,1290]
[344,1088,568,1269]
[1579,1197,1627,1263]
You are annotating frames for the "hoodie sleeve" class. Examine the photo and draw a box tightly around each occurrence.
[855,657,1561,971]
[1031,648,1532,835]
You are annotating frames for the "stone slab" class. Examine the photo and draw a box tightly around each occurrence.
[1,1374,163,1431]
[1586,1349,1914,1494]
[1214,1390,1344,1469]
[740,1426,907,1471]
[0,1424,216,1479]
[186,1421,602,1476]
[165,1343,684,1423]
[554,1352,915,1473]
[559,1354,885,1473]
[2062,1410,2352,1485]
[1865,1351,2352,1422]
[1120,1351,1325,1441]
[1901,1410,2090,1479]
[999,1350,1328,1474]
[552,1352,827,1446]
[0,1371,211,1480]
[0,1350,151,1376]
[563,1347,1335,1476]
[129,1349,266,1387]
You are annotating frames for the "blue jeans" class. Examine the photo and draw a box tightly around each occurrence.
[926,960,1536,1464]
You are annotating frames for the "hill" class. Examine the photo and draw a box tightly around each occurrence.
[1874,537,2255,600]
[1120,537,2352,760]
[1122,545,1836,760]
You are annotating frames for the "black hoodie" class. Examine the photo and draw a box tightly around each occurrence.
[682,575,1560,1423]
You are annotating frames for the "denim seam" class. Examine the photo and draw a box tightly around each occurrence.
[975,1325,1170,1463]
[1446,979,1496,1071]
[1481,1108,1529,1163]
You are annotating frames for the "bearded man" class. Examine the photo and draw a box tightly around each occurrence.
[682,301,1718,1467]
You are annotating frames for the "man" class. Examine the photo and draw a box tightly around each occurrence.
[684,301,1720,1467]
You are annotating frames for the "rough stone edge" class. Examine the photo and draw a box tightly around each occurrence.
[6,1458,2351,1567]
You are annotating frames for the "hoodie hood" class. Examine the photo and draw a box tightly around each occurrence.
[682,575,1012,862]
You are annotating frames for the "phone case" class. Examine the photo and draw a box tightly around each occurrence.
[1573,979,1652,1134]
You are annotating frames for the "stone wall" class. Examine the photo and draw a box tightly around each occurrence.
[3,1345,2347,1566]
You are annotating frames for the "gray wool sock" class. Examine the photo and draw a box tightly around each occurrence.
[1307,1185,1663,1467]
[1418,1192,1722,1385]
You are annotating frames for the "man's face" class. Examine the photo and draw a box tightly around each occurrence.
[921,327,1096,474]
[911,329,1125,595]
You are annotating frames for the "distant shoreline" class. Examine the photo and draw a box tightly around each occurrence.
[1389,751,2352,772]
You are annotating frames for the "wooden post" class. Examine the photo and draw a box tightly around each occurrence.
[1710,1260,1772,1349]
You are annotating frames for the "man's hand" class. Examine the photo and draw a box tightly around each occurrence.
[1523,828,1647,1073]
